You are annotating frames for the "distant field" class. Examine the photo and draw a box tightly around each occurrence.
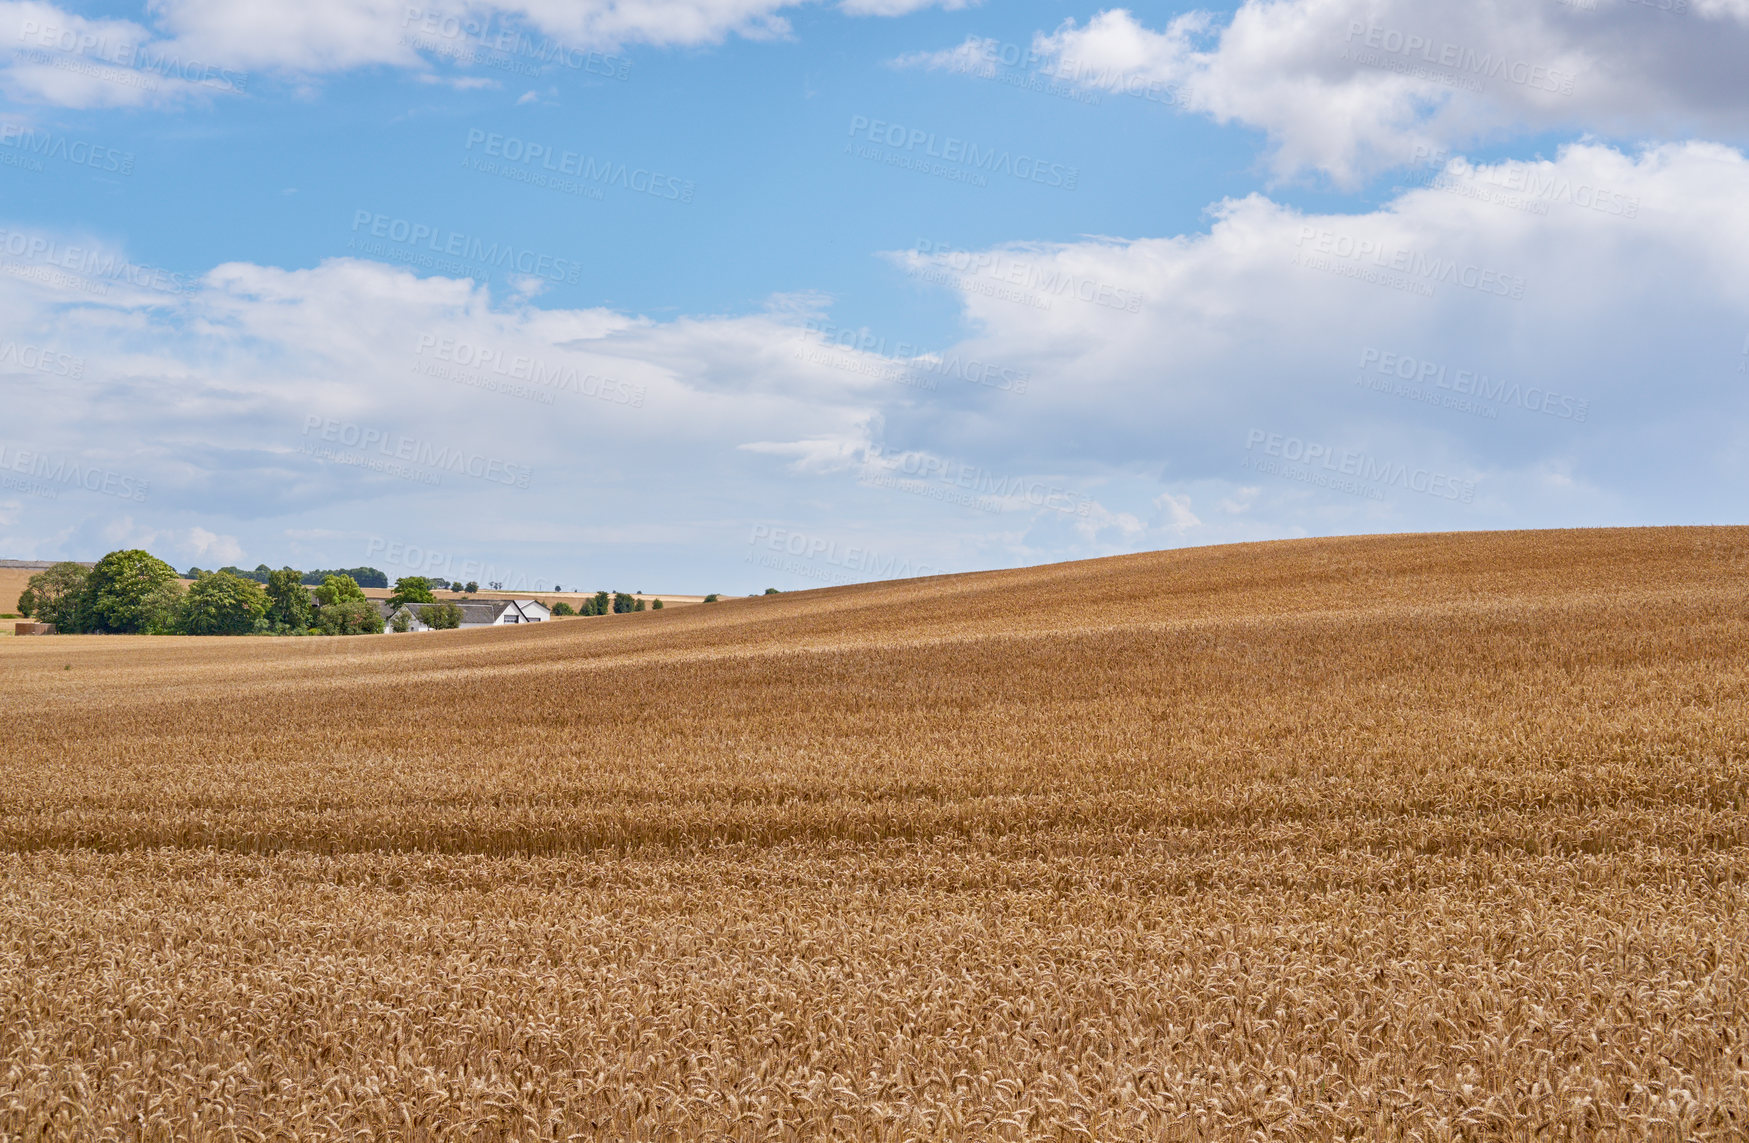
[4,527,1749,1139]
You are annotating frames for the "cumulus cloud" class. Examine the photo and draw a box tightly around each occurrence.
[6,142,1748,582]
[0,0,965,106]
[1026,3,1749,183]
[865,140,1749,538]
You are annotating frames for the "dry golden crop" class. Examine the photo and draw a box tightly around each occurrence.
[3,526,1748,1140]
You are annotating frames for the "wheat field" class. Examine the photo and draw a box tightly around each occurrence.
[3,527,1748,1140]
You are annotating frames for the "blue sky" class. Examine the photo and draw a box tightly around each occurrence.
[2,0,1747,594]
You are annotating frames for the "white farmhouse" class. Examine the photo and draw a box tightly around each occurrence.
[381,599,552,631]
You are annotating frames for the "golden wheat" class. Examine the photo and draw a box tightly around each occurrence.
[3,527,1748,1140]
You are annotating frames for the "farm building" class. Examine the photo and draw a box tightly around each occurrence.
[381,599,552,631]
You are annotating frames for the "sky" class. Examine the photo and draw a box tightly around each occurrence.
[0,0,1746,595]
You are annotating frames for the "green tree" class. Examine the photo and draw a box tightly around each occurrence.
[651,599,664,610]
[588,590,610,616]
[464,581,479,594]
[388,576,437,609]
[84,550,183,634]
[316,597,384,635]
[179,571,269,635]
[312,574,367,608]
[634,599,645,612]
[418,601,463,629]
[764,588,781,595]
[17,562,90,630]
[703,594,720,603]
[388,606,413,633]
[551,601,576,616]
[264,567,313,631]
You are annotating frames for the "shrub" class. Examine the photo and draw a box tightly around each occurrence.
[389,607,412,634]
[316,597,384,636]
[704,594,720,603]
[551,602,577,616]
[652,600,664,610]
[764,588,781,595]
[418,602,463,630]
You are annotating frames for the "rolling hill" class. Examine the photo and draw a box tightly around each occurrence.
[3,526,1747,1139]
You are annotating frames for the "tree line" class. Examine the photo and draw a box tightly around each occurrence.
[186,564,390,588]
[16,553,678,636]
[17,551,388,636]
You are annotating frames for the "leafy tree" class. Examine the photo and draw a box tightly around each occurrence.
[17,562,89,630]
[264,567,313,631]
[634,599,645,612]
[588,591,610,616]
[387,576,437,609]
[464,581,479,594]
[84,550,183,634]
[312,574,367,608]
[316,597,384,635]
[418,602,462,629]
[179,571,269,635]
[551,601,576,616]
[764,588,781,595]
[703,594,720,603]
[612,592,637,614]
[651,599,664,610]
[388,606,413,633]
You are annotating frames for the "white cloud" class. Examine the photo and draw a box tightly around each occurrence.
[0,0,961,106]
[0,1,238,108]
[1028,3,1749,183]
[5,142,1748,583]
